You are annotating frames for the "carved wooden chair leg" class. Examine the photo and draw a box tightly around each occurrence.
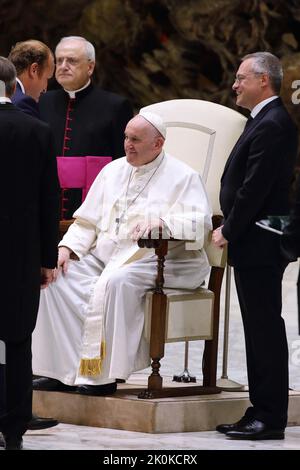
[202,266,224,387]
[147,291,167,392]
[138,238,168,399]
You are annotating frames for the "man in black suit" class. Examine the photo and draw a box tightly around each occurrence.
[0,57,60,450]
[6,40,59,434]
[8,40,54,118]
[39,36,133,219]
[213,52,298,440]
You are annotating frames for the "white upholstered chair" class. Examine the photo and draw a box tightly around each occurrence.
[58,99,246,398]
[138,99,246,398]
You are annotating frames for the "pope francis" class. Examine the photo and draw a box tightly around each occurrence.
[32,111,212,395]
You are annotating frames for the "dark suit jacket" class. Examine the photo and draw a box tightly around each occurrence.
[11,82,40,118]
[0,103,60,342]
[220,98,298,268]
[39,83,133,159]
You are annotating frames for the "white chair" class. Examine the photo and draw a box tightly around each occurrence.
[138,99,246,398]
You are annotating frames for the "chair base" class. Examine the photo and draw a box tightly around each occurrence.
[138,385,220,399]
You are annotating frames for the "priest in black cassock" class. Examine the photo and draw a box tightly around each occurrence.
[39,36,133,219]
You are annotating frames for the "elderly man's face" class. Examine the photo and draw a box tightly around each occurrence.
[232,58,267,111]
[124,116,164,166]
[55,40,95,91]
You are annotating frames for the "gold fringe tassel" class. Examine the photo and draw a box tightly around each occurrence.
[101,340,106,358]
[79,341,106,377]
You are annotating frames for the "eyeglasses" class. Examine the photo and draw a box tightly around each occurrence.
[234,72,265,84]
[55,57,91,67]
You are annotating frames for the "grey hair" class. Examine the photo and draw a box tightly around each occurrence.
[0,56,16,97]
[241,52,283,94]
[56,36,95,62]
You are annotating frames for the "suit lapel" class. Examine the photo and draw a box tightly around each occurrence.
[222,98,282,179]
[16,81,23,93]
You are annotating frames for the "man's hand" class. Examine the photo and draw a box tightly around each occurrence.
[131,218,166,241]
[55,246,73,277]
[212,225,228,248]
[40,267,55,289]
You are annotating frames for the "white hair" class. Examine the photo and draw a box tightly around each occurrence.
[56,36,95,62]
[242,52,283,94]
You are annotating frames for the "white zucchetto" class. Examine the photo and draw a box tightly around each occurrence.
[139,110,166,138]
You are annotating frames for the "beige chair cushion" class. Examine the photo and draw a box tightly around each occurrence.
[144,288,214,343]
[204,231,227,268]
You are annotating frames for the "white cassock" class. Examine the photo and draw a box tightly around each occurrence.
[32,151,212,385]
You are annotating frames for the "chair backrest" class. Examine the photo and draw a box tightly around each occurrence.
[140,99,246,215]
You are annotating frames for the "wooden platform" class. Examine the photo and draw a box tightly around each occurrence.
[33,377,300,433]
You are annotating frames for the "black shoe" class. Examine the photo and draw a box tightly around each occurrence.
[27,414,59,430]
[33,377,77,393]
[226,418,285,440]
[4,436,23,450]
[76,382,117,396]
[216,414,251,434]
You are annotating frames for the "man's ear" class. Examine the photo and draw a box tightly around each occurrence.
[260,72,269,89]
[87,61,95,77]
[11,81,17,96]
[28,62,39,78]
[154,136,164,150]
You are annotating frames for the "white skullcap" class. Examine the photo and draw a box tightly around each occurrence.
[139,110,166,138]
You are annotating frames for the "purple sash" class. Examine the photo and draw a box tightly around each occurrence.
[57,156,112,201]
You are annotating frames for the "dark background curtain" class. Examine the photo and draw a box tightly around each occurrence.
[0,0,299,159]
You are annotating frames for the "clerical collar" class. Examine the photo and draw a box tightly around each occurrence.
[130,151,165,176]
[16,78,25,94]
[0,97,12,104]
[64,79,91,98]
[250,96,278,118]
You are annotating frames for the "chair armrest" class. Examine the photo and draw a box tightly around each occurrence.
[138,237,168,294]
[59,219,74,240]
[206,214,227,267]
[204,232,227,268]
[137,238,169,249]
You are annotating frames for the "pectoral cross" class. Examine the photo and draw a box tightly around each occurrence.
[115,212,126,235]
[115,217,121,235]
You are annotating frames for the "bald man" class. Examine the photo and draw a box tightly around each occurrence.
[32,112,212,396]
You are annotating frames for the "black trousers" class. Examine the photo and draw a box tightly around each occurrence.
[0,335,32,438]
[234,262,288,429]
